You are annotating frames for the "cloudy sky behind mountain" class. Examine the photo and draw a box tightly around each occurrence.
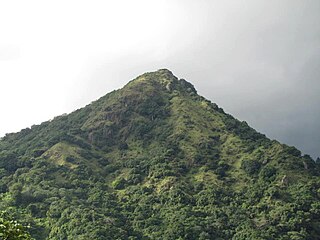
[0,0,319,158]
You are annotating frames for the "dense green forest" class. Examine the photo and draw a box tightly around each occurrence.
[0,69,319,239]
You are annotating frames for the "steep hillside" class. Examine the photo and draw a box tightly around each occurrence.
[0,69,319,239]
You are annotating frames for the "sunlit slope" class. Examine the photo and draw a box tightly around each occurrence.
[0,69,319,239]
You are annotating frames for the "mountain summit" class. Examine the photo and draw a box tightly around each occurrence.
[0,69,319,239]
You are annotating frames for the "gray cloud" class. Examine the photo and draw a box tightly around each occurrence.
[182,0,320,159]
[1,0,318,159]
[78,0,319,158]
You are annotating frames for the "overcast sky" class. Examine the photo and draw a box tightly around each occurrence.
[0,0,319,158]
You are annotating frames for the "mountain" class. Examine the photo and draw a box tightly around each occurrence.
[0,69,319,239]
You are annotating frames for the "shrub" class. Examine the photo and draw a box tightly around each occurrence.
[241,159,261,175]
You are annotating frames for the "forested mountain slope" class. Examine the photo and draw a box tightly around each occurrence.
[0,69,319,239]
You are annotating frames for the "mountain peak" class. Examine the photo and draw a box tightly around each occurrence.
[129,69,197,94]
[144,68,176,78]
[132,68,178,84]
[0,70,319,239]
[155,68,175,75]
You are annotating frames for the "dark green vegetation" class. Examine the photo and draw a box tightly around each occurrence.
[0,69,319,239]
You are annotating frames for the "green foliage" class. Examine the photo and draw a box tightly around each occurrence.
[0,211,33,239]
[0,69,319,239]
[241,159,261,175]
[259,165,277,181]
